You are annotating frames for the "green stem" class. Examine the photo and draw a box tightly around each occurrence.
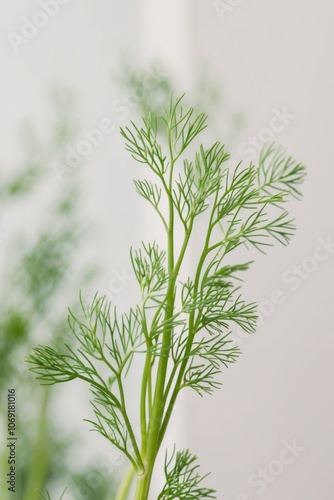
[134,151,176,498]
[115,466,136,500]
[140,351,152,456]
[158,191,220,447]
[134,226,193,498]
[134,124,196,499]
[139,304,153,457]
[117,375,144,472]
[101,352,143,471]
[23,388,50,500]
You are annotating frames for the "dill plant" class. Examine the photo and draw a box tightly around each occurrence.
[28,95,306,499]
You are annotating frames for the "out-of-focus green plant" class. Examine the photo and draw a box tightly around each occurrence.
[114,59,245,146]
[0,91,116,500]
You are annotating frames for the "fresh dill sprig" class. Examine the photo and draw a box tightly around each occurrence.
[158,449,216,499]
[28,95,306,500]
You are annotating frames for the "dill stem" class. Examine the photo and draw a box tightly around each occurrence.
[158,191,219,446]
[115,466,135,500]
[140,350,152,456]
[134,130,176,499]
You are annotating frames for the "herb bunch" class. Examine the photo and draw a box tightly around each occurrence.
[28,96,306,499]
